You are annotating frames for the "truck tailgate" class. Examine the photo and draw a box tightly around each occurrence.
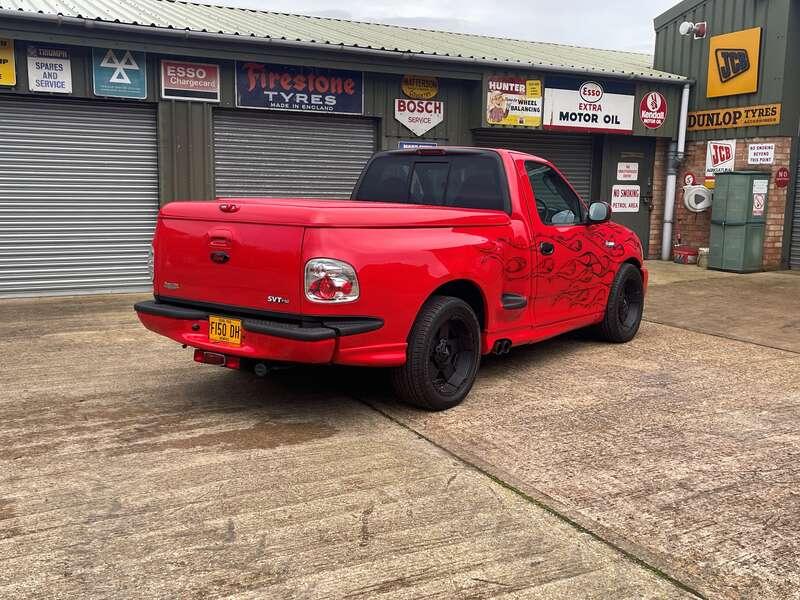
[154,216,304,312]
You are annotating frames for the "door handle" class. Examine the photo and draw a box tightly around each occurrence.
[539,242,555,256]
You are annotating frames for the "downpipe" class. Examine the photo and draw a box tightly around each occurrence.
[661,83,692,261]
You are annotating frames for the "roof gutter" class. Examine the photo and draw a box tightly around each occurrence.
[0,9,689,85]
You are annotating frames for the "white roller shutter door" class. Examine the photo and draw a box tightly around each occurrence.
[0,98,159,297]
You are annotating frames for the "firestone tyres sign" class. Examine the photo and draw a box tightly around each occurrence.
[27,46,72,94]
[544,77,635,134]
[236,62,364,114]
[395,99,444,136]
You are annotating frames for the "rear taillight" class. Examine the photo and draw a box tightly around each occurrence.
[147,243,154,282]
[304,258,359,304]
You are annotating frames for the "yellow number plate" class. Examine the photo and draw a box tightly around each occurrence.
[208,316,242,346]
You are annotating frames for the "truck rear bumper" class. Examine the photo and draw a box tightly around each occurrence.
[134,300,403,366]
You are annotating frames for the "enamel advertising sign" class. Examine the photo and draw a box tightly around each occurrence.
[236,62,364,114]
[92,48,147,99]
[161,60,219,102]
[486,76,542,127]
[544,77,634,134]
[27,46,71,94]
[705,139,737,187]
[395,99,444,136]
[707,27,761,98]
[0,39,15,86]
[402,74,438,100]
[639,91,667,129]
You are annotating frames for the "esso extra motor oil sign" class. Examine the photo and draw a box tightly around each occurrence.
[395,99,444,136]
[639,91,668,129]
[579,81,604,103]
[544,77,635,134]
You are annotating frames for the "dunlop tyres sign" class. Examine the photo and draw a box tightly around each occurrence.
[687,103,780,132]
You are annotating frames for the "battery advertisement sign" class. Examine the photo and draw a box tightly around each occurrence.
[236,62,364,115]
[544,77,634,134]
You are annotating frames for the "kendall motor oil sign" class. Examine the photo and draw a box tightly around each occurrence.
[544,77,634,134]
[236,62,364,115]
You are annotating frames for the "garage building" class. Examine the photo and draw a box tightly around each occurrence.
[0,0,687,297]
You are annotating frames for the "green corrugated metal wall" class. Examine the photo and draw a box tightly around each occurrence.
[654,0,794,140]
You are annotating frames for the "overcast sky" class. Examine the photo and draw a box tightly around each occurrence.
[211,0,678,54]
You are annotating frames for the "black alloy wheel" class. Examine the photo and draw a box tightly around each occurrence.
[392,296,481,411]
[598,263,644,343]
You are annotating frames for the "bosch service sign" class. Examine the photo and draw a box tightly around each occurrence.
[236,62,364,115]
[639,91,668,129]
[544,77,635,134]
[395,99,444,136]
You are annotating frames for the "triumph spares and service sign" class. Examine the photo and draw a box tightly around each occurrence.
[544,77,634,134]
[236,62,364,115]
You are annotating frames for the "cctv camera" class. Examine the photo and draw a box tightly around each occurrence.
[679,21,695,36]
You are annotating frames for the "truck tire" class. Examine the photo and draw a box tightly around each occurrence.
[391,296,481,411]
[597,263,644,343]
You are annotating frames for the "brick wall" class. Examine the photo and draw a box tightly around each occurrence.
[674,136,792,269]
[648,138,669,259]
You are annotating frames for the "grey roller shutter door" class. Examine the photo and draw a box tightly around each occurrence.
[214,111,376,199]
[791,156,800,268]
[472,130,594,200]
[0,98,158,297]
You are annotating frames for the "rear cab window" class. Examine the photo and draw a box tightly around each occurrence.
[353,151,510,213]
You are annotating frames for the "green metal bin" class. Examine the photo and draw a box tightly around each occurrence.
[708,172,769,273]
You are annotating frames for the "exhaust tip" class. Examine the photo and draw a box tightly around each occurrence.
[492,339,512,356]
[254,362,269,377]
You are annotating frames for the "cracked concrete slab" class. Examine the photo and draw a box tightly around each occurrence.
[0,294,690,599]
[365,265,800,600]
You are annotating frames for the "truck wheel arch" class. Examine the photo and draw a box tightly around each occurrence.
[424,279,487,331]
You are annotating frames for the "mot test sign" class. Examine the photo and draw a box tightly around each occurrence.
[544,77,635,134]
[395,99,444,136]
[27,46,71,94]
[610,185,641,213]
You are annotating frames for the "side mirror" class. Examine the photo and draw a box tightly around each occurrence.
[588,201,612,224]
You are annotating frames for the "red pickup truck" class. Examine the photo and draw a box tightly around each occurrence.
[135,148,646,410]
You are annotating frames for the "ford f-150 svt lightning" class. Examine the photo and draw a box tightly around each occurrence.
[135,148,647,410]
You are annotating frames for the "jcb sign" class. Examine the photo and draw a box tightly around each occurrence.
[716,49,749,83]
[707,27,761,98]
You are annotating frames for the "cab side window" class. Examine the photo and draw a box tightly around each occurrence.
[525,162,584,225]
